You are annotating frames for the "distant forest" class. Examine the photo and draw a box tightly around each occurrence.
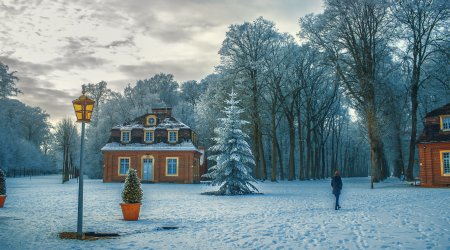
[0,0,449,183]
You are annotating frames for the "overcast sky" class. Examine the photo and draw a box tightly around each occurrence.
[0,0,323,124]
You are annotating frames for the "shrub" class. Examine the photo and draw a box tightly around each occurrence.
[121,169,143,203]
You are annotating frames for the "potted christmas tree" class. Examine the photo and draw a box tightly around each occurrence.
[0,169,6,208]
[120,169,143,220]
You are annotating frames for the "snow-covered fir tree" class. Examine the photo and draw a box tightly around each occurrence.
[122,169,143,203]
[203,90,258,195]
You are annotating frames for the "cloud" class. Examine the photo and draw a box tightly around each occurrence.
[14,76,78,123]
[1,0,324,125]
[0,1,30,16]
[49,36,110,70]
[51,55,109,71]
[118,59,215,83]
[0,56,54,85]
[104,36,135,48]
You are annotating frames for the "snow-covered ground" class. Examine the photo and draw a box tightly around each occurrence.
[0,176,449,250]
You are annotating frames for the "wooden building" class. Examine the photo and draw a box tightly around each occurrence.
[416,103,450,187]
[101,108,206,183]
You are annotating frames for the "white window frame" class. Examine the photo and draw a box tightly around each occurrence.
[144,130,154,143]
[441,151,450,176]
[441,115,450,131]
[121,131,131,143]
[168,130,178,143]
[166,157,178,176]
[118,157,130,176]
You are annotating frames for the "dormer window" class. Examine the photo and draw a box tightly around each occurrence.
[121,131,131,143]
[441,115,450,131]
[168,130,178,143]
[144,130,154,143]
[146,115,157,126]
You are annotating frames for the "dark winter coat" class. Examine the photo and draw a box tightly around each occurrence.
[331,176,343,195]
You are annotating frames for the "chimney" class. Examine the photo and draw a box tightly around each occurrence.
[152,107,172,118]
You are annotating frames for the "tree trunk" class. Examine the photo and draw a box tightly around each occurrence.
[251,73,261,180]
[366,103,383,183]
[313,128,320,180]
[276,139,284,181]
[63,144,69,183]
[252,122,260,179]
[393,122,405,178]
[297,105,305,180]
[306,117,312,180]
[406,75,419,181]
[271,105,277,182]
[259,132,267,181]
[321,136,326,179]
[287,114,296,181]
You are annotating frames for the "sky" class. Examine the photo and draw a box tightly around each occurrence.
[0,0,324,124]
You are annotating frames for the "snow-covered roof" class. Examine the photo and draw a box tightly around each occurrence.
[156,118,189,129]
[113,123,144,130]
[101,141,200,152]
[111,116,190,130]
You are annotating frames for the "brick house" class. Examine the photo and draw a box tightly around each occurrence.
[416,103,450,187]
[101,108,206,183]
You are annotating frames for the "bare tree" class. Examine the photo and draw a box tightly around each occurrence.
[219,17,280,180]
[301,0,394,185]
[54,118,77,183]
[391,0,449,181]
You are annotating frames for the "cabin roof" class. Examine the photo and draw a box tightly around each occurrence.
[417,103,450,143]
[425,103,450,118]
[112,113,190,130]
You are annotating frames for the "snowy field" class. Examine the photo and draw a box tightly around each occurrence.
[0,175,449,250]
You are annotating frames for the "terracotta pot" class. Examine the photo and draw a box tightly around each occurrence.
[0,195,6,208]
[120,203,141,221]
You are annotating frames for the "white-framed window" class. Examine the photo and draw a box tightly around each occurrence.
[168,131,178,143]
[441,116,450,131]
[166,157,178,176]
[121,131,131,143]
[119,157,130,176]
[441,151,450,176]
[144,131,154,143]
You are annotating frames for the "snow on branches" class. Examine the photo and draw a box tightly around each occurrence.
[202,90,258,195]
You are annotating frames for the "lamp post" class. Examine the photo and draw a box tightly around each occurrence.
[72,86,95,238]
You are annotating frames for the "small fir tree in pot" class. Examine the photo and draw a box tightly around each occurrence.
[0,169,6,208]
[120,169,143,220]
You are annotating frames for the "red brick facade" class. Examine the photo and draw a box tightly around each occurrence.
[416,103,450,187]
[417,142,450,187]
[101,108,206,183]
[103,150,202,183]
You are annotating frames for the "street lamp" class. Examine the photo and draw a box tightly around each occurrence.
[72,86,95,238]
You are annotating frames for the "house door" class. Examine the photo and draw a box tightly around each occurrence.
[143,159,153,181]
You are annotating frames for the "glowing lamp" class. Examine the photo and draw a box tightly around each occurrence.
[72,90,95,123]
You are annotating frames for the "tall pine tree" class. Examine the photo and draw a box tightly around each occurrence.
[203,90,258,195]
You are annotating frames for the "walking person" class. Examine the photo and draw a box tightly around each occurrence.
[331,170,343,210]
